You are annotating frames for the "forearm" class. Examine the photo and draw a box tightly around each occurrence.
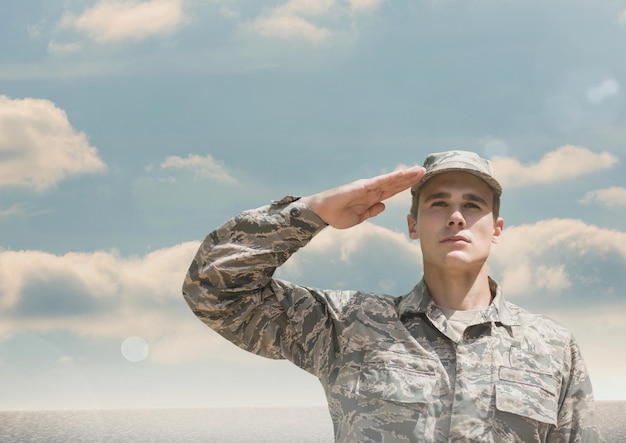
[182,197,327,315]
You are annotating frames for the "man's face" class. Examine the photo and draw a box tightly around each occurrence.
[407,171,504,272]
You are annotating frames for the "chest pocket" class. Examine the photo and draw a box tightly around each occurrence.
[496,347,559,425]
[355,350,438,404]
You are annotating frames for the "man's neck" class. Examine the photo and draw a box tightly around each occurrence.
[423,265,492,311]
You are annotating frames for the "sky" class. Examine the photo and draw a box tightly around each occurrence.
[0,0,625,411]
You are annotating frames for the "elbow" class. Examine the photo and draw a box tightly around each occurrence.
[181,257,212,307]
[181,258,210,310]
[181,275,200,310]
[181,268,233,315]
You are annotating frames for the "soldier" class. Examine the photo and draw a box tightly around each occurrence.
[182,151,601,442]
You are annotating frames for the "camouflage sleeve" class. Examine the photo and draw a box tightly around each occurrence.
[548,336,603,442]
[182,197,334,375]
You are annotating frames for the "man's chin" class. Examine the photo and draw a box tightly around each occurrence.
[438,252,486,268]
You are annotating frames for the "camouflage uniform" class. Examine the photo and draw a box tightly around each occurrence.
[182,197,601,442]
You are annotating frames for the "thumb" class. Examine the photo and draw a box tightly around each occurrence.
[365,202,386,220]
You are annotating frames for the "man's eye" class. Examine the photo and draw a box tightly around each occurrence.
[465,203,480,209]
[432,201,446,207]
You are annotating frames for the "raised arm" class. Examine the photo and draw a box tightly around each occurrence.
[182,165,424,371]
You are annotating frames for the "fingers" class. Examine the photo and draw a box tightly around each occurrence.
[364,166,426,200]
[369,166,425,189]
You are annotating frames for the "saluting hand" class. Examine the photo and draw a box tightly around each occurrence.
[301,166,426,230]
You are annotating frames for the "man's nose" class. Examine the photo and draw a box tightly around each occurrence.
[447,209,466,227]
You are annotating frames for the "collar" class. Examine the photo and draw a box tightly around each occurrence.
[397,277,520,326]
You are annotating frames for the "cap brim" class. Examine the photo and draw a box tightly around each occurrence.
[411,168,502,196]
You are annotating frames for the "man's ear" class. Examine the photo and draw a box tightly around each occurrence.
[407,214,419,240]
[491,217,504,244]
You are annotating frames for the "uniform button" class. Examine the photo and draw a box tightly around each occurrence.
[290,207,301,217]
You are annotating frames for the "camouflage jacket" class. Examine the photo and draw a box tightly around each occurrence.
[182,198,601,442]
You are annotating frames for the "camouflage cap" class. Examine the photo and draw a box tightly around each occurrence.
[411,150,502,196]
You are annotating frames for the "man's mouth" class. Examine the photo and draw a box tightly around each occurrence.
[441,235,470,243]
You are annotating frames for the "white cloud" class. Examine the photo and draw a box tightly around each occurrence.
[579,187,626,207]
[159,154,236,183]
[619,9,626,25]
[0,95,107,191]
[347,0,383,13]
[0,242,226,363]
[308,221,417,263]
[246,0,382,43]
[586,78,621,104]
[58,0,187,43]
[383,187,413,212]
[280,221,422,293]
[0,204,25,218]
[535,265,572,292]
[491,145,618,189]
[249,14,333,43]
[274,0,337,17]
[491,218,626,298]
[219,6,240,19]
[48,40,83,54]
[27,23,45,39]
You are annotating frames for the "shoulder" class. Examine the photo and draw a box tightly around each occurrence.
[328,289,397,314]
[505,301,577,348]
[274,279,397,315]
[304,286,399,320]
[501,302,593,389]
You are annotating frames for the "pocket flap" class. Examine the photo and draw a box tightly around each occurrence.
[499,366,558,396]
[496,367,559,425]
[356,352,437,404]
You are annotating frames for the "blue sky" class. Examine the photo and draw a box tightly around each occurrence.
[1,0,625,410]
